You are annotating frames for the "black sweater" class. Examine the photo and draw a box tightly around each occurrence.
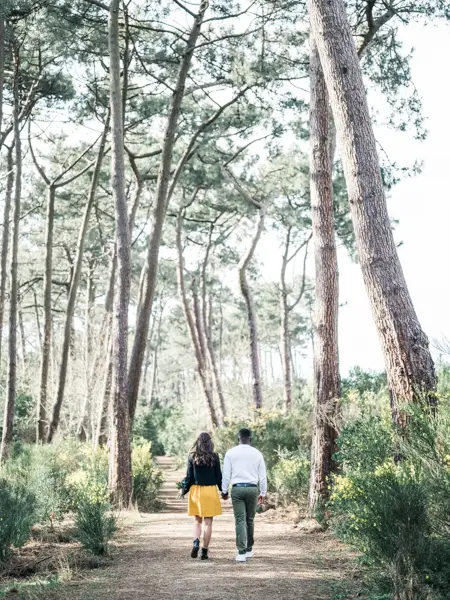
[182,454,222,495]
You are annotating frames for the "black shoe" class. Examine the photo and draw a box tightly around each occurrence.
[201,548,209,560]
[191,539,200,559]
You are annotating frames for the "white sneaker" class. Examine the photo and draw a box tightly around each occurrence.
[235,554,247,563]
[246,550,254,558]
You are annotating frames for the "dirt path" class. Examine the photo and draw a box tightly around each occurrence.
[62,457,350,600]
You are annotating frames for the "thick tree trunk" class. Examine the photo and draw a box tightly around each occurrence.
[47,117,109,442]
[176,215,219,428]
[126,3,208,421]
[38,185,55,441]
[238,209,266,410]
[108,0,132,506]
[308,0,436,421]
[0,146,13,364]
[307,38,340,513]
[1,71,21,462]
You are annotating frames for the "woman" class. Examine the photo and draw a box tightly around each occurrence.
[181,432,222,560]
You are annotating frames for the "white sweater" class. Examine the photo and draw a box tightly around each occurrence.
[222,444,267,496]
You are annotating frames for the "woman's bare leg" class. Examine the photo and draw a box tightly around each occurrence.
[203,517,213,548]
[193,516,202,540]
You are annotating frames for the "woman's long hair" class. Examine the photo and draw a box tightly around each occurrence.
[190,432,216,467]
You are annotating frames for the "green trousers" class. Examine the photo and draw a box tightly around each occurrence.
[231,486,259,554]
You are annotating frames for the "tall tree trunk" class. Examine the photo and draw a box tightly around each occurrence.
[0,146,13,364]
[77,259,96,441]
[33,289,42,349]
[148,348,158,408]
[307,37,340,513]
[176,214,219,428]
[308,0,436,421]
[95,321,113,450]
[47,117,109,442]
[126,2,208,421]
[0,6,4,143]
[38,185,55,441]
[1,63,21,462]
[280,227,293,411]
[205,293,227,422]
[18,302,26,372]
[200,229,227,423]
[238,209,266,410]
[108,0,132,506]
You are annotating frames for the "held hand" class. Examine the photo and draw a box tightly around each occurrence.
[221,493,229,501]
[257,495,265,506]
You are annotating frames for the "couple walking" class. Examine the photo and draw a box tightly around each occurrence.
[180,428,267,563]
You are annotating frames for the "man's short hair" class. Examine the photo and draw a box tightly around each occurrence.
[238,428,251,440]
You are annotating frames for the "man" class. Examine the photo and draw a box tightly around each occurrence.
[222,428,267,563]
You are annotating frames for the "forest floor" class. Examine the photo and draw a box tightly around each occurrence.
[1,458,357,600]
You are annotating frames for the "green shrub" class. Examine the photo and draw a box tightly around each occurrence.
[271,452,310,506]
[133,405,195,458]
[331,400,450,600]
[3,440,109,523]
[73,459,116,556]
[0,479,37,562]
[214,410,308,471]
[74,496,116,556]
[131,440,163,511]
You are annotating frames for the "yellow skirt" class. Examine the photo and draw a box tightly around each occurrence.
[188,485,222,518]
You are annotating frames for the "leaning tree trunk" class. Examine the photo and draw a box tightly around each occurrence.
[308,0,436,422]
[108,0,132,506]
[0,146,13,364]
[238,209,266,411]
[308,37,340,513]
[0,70,22,462]
[176,214,219,428]
[47,117,109,442]
[126,2,208,421]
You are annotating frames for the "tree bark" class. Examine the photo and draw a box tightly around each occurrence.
[95,320,112,450]
[238,209,266,410]
[308,0,436,422]
[108,0,132,506]
[307,37,340,513]
[0,7,5,143]
[205,292,227,422]
[176,214,219,428]
[126,2,208,421]
[77,259,96,441]
[1,61,22,462]
[18,302,26,372]
[0,146,13,364]
[200,228,227,423]
[47,116,109,442]
[280,227,293,411]
[38,185,55,441]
